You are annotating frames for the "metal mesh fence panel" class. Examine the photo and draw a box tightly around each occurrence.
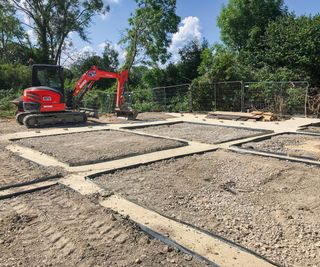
[243,82,308,115]
[190,82,242,112]
[80,80,314,116]
[82,92,133,114]
[150,84,190,112]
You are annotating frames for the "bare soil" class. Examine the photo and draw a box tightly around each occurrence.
[16,130,185,166]
[0,185,206,267]
[134,122,266,144]
[94,150,320,267]
[0,113,175,135]
[0,118,109,135]
[136,112,176,122]
[0,144,64,188]
[242,133,320,160]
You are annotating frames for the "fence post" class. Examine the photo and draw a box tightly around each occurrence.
[304,82,309,118]
[241,81,244,112]
[188,83,193,112]
[163,87,166,110]
[214,83,217,111]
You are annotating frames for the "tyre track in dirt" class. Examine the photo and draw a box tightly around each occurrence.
[0,185,206,267]
[0,144,64,189]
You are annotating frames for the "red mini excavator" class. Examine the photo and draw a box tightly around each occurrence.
[14,64,137,127]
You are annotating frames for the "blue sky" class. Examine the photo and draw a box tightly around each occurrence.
[64,0,320,65]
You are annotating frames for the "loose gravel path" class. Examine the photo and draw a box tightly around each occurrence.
[94,150,320,267]
[134,122,265,144]
[15,130,185,166]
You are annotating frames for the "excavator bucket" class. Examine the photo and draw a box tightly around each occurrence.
[115,107,138,120]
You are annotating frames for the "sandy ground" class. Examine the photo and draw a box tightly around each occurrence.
[0,118,110,135]
[0,185,206,267]
[0,113,176,135]
[0,144,64,188]
[242,133,320,160]
[134,122,266,144]
[16,130,185,166]
[94,150,320,267]
[135,112,176,121]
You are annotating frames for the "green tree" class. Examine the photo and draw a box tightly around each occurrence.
[217,0,286,50]
[262,14,320,85]
[70,43,119,89]
[0,1,29,63]
[177,39,208,82]
[121,0,180,72]
[198,45,252,83]
[11,0,109,64]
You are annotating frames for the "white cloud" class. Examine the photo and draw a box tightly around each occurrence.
[105,0,121,4]
[61,45,95,67]
[98,41,127,65]
[79,45,95,55]
[100,0,121,20]
[168,16,202,62]
[26,29,36,41]
[100,12,110,21]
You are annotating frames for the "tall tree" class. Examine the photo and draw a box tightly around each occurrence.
[262,14,320,85]
[10,0,109,64]
[217,0,287,50]
[0,1,28,63]
[121,0,180,72]
[177,39,208,82]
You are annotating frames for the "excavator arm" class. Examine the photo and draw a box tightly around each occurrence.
[72,66,129,109]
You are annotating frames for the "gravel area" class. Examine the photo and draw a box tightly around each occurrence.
[94,150,320,267]
[15,130,185,166]
[242,133,320,160]
[299,124,320,134]
[0,144,64,188]
[133,122,266,144]
[0,185,205,266]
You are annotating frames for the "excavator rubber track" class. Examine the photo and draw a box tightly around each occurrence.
[22,112,87,128]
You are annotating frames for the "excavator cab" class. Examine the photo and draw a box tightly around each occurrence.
[32,64,64,92]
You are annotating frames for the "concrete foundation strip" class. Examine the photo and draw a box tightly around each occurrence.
[228,132,320,166]
[58,174,279,267]
[6,144,69,168]
[0,180,58,200]
[0,174,62,191]
[6,142,218,173]
[100,195,278,267]
[230,146,320,166]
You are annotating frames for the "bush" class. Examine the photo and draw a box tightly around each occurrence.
[0,64,31,90]
[0,89,21,118]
